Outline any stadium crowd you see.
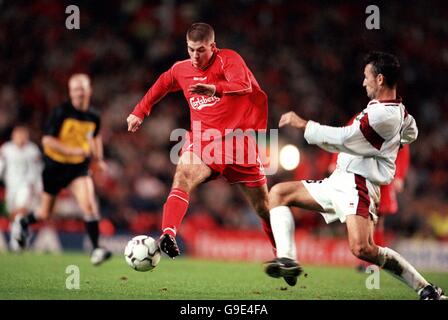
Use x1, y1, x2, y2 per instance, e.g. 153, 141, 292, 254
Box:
0, 1, 447, 239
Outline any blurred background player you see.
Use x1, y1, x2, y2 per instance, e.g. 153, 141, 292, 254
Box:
10, 73, 111, 265
127, 22, 276, 269
0, 126, 42, 251
376, 145, 410, 242
264, 52, 446, 299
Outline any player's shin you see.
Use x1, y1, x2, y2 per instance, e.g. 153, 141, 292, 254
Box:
161, 188, 190, 237
20, 211, 38, 227
377, 246, 429, 293
84, 218, 100, 249
261, 218, 276, 252
269, 206, 296, 260
10, 211, 38, 249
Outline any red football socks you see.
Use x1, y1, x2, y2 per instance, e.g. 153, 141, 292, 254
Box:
161, 188, 190, 237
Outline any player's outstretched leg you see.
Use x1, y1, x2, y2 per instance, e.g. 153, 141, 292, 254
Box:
346, 215, 447, 300
159, 188, 189, 258
264, 182, 324, 286
239, 183, 298, 285
377, 246, 446, 300
263, 205, 302, 286
159, 151, 212, 258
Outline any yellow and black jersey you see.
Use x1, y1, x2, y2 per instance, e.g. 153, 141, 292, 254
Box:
43, 102, 101, 165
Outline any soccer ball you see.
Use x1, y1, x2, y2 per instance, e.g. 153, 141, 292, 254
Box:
124, 235, 161, 272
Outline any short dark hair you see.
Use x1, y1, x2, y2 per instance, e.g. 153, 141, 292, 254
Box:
186, 22, 214, 42
364, 51, 400, 88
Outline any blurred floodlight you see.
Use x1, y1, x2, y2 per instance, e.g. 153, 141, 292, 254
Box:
279, 144, 300, 171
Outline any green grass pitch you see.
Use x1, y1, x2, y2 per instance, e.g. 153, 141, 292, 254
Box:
0, 252, 447, 300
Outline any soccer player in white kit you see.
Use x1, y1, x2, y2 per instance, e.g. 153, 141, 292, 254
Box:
0, 126, 42, 251
264, 52, 446, 300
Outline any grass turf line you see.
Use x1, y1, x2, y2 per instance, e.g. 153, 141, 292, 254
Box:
0, 252, 447, 300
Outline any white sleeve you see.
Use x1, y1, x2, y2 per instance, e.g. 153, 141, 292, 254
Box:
400, 113, 418, 145
304, 109, 398, 157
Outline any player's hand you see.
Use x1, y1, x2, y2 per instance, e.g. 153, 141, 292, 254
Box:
91, 159, 108, 174
279, 111, 308, 129
127, 114, 143, 133
188, 83, 216, 97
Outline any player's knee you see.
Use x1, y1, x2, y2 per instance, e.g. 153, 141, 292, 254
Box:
350, 243, 365, 259
37, 209, 50, 221
173, 168, 195, 191
268, 184, 288, 208
350, 242, 375, 260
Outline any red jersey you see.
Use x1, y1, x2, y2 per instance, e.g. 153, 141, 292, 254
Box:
132, 48, 268, 135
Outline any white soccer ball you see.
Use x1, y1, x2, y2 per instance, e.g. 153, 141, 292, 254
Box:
124, 235, 161, 272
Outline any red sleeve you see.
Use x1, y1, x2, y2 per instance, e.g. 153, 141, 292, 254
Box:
395, 144, 410, 179
131, 67, 181, 120
214, 50, 253, 97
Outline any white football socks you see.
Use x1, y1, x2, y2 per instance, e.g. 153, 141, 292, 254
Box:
377, 246, 429, 292
271, 206, 429, 293
269, 206, 297, 260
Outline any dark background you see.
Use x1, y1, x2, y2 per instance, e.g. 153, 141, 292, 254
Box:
0, 0, 447, 239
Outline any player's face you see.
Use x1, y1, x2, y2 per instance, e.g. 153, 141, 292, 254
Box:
69, 77, 92, 111
363, 64, 380, 99
12, 128, 29, 147
187, 39, 215, 69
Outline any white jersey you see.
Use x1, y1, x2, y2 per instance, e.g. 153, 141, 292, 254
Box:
304, 98, 418, 185
0, 141, 43, 190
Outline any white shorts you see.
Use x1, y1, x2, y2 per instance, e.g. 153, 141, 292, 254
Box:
5, 184, 41, 214
302, 169, 380, 224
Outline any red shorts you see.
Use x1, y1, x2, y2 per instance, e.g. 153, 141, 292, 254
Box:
180, 132, 267, 188
378, 183, 398, 215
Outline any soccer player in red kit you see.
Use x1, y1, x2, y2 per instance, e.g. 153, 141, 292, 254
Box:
127, 23, 278, 276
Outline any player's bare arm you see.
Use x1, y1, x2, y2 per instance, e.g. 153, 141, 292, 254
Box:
42, 135, 89, 157
90, 135, 108, 172
278, 111, 308, 129
126, 65, 179, 132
